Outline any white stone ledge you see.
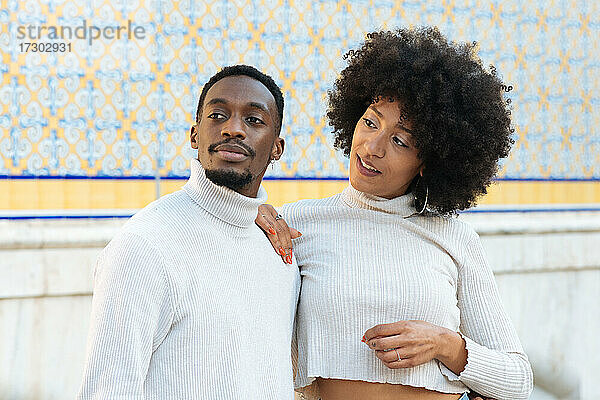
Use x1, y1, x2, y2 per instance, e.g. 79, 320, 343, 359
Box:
1, 211, 600, 249
480, 231, 600, 273
459, 211, 600, 235
0, 219, 126, 249
0, 247, 97, 299
1, 213, 599, 300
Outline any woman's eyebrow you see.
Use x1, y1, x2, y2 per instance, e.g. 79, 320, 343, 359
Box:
368, 105, 383, 117
369, 104, 414, 134
396, 123, 414, 134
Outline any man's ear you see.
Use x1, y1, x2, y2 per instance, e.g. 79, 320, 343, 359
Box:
190, 124, 198, 149
271, 137, 285, 161
419, 164, 425, 177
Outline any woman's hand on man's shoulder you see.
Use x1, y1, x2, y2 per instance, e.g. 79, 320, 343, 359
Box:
255, 204, 302, 264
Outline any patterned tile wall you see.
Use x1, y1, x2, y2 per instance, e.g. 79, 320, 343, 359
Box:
0, 0, 598, 179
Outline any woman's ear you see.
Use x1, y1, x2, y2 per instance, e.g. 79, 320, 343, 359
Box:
190, 125, 198, 149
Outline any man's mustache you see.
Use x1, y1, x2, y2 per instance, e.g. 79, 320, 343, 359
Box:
207, 139, 256, 158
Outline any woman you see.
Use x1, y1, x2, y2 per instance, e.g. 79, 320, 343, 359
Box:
257, 27, 533, 400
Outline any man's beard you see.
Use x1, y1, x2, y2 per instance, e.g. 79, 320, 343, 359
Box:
205, 168, 253, 191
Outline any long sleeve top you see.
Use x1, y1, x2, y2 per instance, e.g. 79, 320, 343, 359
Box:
281, 183, 533, 400
77, 158, 301, 400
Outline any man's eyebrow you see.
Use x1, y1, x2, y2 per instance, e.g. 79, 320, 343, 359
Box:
206, 98, 269, 115
248, 102, 269, 114
206, 98, 228, 106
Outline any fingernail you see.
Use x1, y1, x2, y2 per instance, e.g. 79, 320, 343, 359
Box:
269, 227, 276, 235
298, 231, 303, 236
286, 255, 292, 264
278, 248, 285, 256
290, 249, 293, 259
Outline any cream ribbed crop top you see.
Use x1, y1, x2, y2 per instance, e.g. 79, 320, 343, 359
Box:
281, 184, 533, 400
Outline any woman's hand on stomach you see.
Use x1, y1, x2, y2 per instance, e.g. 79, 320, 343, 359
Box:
255, 204, 301, 264
363, 320, 468, 376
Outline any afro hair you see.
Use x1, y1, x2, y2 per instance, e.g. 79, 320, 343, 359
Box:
327, 26, 514, 214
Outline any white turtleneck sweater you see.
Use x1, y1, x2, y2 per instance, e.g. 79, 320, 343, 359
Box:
282, 184, 533, 400
77, 158, 301, 400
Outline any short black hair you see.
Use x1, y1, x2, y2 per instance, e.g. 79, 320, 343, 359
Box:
195, 64, 284, 133
328, 26, 514, 215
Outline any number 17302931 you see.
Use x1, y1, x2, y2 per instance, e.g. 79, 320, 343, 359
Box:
19, 42, 72, 52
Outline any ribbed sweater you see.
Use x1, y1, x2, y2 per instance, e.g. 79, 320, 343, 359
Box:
282, 184, 533, 400
77, 158, 301, 400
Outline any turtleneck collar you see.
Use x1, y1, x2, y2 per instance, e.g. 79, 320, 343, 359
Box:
183, 158, 267, 228
340, 182, 416, 217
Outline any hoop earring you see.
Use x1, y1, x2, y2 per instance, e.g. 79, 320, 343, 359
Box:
404, 177, 428, 218
416, 184, 429, 215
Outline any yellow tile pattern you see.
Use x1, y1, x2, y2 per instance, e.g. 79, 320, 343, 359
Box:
1, 180, 598, 210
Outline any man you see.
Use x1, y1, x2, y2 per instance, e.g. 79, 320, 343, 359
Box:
77, 65, 300, 399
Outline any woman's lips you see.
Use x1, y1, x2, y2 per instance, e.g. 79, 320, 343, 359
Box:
356, 155, 381, 177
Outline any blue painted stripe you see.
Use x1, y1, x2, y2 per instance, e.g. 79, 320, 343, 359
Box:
263, 176, 348, 181
161, 175, 348, 181
3, 207, 600, 220
0, 215, 134, 220
461, 207, 600, 213
1, 175, 599, 182
494, 177, 600, 182
0, 175, 157, 180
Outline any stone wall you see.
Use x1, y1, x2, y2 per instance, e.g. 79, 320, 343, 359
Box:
1, 213, 598, 399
